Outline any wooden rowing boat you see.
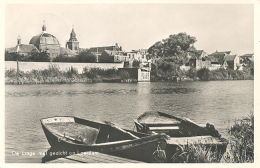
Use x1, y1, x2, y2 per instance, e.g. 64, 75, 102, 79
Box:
134, 111, 222, 137
133, 111, 228, 161
41, 116, 168, 163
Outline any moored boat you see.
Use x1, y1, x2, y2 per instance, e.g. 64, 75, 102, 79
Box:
134, 111, 221, 137
133, 111, 228, 161
41, 116, 168, 163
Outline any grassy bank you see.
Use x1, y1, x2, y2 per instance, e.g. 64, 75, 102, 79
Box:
170, 113, 254, 163
5, 65, 136, 84
151, 62, 254, 81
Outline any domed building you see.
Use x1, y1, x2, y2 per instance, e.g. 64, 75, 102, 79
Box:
29, 22, 61, 58
6, 21, 77, 59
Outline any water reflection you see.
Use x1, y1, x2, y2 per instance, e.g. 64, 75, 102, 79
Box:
151, 88, 197, 94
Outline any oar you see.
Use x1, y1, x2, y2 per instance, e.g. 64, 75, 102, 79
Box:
131, 118, 143, 128
104, 121, 139, 140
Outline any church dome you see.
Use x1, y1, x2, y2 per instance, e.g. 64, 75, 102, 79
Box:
29, 21, 60, 46
29, 33, 60, 45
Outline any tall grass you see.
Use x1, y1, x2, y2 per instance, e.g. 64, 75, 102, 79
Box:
5, 65, 127, 84
224, 112, 254, 163
171, 113, 254, 163
171, 144, 223, 163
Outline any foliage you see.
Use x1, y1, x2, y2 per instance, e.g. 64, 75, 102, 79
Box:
148, 32, 197, 65
171, 144, 222, 163
5, 51, 23, 61
75, 50, 97, 63
118, 70, 130, 79
5, 68, 17, 78
148, 32, 197, 57
5, 50, 51, 62
29, 51, 51, 62
132, 60, 140, 68
151, 63, 158, 77
82, 67, 118, 79
53, 53, 74, 62
185, 67, 197, 78
197, 68, 211, 81
224, 113, 254, 163
66, 66, 78, 78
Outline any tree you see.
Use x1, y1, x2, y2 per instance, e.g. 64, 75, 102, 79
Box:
148, 32, 197, 65
5, 51, 22, 61
76, 49, 97, 63
132, 60, 140, 67
28, 50, 50, 62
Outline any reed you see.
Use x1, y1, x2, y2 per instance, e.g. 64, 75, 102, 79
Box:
171, 143, 223, 163
171, 113, 254, 163
224, 112, 254, 163
5, 65, 133, 84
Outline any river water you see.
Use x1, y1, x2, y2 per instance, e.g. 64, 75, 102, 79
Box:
5, 80, 254, 163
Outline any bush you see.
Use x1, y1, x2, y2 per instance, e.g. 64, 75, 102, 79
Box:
171, 144, 223, 163
151, 63, 158, 77
186, 67, 197, 78
66, 67, 78, 78
5, 69, 18, 78
197, 68, 211, 81
132, 60, 140, 68
224, 113, 254, 163
118, 70, 130, 79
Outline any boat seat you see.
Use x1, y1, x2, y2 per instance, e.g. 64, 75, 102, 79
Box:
149, 126, 180, 130
46, 122, 100, 145
138, 116, 181, 125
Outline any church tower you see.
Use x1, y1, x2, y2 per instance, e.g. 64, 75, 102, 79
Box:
66, 26, 79, 51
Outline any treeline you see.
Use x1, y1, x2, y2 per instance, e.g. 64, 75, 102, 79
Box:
5, 65, 133, 85
151, 60, 254, 81
5, 49, 97, 63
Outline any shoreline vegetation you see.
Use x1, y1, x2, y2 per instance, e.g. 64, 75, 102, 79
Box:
5, 65, 137, 85
5, 64, 253, 85
171, 112, 253, 163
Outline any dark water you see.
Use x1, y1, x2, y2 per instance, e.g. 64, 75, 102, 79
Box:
5, 80, 254, 163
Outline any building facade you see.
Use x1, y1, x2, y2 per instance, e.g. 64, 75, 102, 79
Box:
29, 22, 61, 59
66, 27, 79, 51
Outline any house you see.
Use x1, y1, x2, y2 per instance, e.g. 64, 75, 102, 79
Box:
223, 55, 240, 70
6, 35, 40, 56
99, 50, 129, 63
89, 43, 122, 58
127, 49, 148, 63
208, 50, 233, 65
189, 50, 210, 69
205, 55, 221, 70
239, 53, 254, 64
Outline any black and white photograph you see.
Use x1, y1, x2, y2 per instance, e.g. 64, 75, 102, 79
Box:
3, 1, 256, 165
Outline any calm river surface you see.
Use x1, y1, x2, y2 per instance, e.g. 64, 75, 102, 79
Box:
5, 80, 253, 163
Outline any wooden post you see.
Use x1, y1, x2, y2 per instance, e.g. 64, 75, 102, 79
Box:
16, 60, 19, 74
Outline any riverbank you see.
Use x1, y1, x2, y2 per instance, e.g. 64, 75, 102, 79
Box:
151, 67, 254, 82
171, 113, 254, 163
5, 65, 137, 85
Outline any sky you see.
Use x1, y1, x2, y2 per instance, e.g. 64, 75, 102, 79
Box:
5, 3, 254, 55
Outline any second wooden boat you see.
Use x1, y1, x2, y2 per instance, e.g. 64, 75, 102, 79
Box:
133, 111, 228, 161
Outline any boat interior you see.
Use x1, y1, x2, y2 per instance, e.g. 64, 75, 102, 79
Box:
136, 111, 215, 137
42, 116, 147, 145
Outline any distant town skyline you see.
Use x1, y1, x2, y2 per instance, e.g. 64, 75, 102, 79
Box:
5, 4, 253, 55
